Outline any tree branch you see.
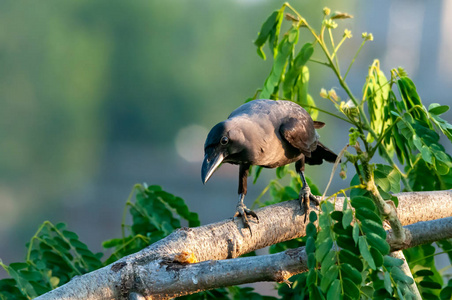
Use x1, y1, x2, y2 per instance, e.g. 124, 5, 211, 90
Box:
35, 190, 452, 299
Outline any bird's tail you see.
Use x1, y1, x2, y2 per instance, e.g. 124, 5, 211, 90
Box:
305, 142, 338, 165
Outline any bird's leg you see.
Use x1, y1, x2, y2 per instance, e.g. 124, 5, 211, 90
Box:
235, 194, 259, 226
296, 160, 320, 222
234, 164, 259, 232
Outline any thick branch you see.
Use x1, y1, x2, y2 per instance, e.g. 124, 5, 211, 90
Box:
35, 190, 452, 299
127, 217, 452, 298
120, 217, 452, 299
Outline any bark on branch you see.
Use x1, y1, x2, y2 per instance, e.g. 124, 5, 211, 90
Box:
35, 190, 452, 300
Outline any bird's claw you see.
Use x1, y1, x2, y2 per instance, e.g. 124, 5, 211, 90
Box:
299, 186, 320, 223
234, 203, 259, 234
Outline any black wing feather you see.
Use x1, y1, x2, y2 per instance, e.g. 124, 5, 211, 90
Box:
305, 142, 338, 165
279, 117, 318, 156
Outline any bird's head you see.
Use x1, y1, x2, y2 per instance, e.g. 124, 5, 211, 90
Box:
201, 121, 245, 184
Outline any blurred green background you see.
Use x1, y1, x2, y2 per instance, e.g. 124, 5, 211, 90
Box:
1, 0, 451, 285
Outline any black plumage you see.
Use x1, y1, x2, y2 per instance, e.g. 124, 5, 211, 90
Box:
201, 99, 338, 229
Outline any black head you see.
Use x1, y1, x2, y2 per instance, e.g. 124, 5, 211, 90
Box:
201, 121, 245, 184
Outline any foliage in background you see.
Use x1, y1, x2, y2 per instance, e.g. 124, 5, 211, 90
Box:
1, 2, 452, 300
0, 185, 200, 299
245, 3, 452, 299
0, 222, 102, 300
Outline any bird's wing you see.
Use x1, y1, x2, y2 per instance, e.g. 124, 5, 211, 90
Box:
279, 116, 318, 155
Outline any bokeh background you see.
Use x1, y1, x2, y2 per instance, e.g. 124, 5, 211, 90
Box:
1, 0, 451, 288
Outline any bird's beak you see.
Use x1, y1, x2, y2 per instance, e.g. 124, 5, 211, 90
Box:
201, 150, 224, 184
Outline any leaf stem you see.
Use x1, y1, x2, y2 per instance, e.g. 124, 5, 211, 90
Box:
122, 184, 142, 239
344, 40, 366, 80
300, 104, 354, 124
309, 58, 330, 67
332, 35, 348, 60
324, 184, 366, 201
328, 28, 341, 74
409, 249, 452, 266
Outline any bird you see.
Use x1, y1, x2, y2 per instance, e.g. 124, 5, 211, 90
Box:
201, 99, 338, 230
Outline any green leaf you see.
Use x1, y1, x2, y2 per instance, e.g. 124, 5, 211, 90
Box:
254, 11, 278, 47
350, 173, 368, 198
358, 236, 376, 270
342, 209, 353, 228
326, 279, 341, 300
309, 211, 318, 223
306, 237, 315, 254
0, 263, 38, 298
161, 193, 201, 227
146, 185, 162, 192
283, 186, 299, 199
62, 230, 79, 241
361, 219, 386, 239
282, 43, 314, 99
342, 277, 360, 300
253, 166, 263, 184
352, 222, 359, 245
431, 144, 452, 165
260, 26, 299, 99
332, 222, 352, 237
341, 263, 362, 285
436, 159, 450, 175
9, 263, 28, 271
391, 267, 414, 284
254, 10, 283, 60
374, 164, 401, 193
307, 253, 316, 270
355, 207, 381, 224
342, 196, 348, 211
318, 208, 332, 230
429, 112, 452, 143
412, 134, 423, 151
315, 237, 333, 263
276, 165, 288, 179
421, 145, 433, 164
268, 11, 284, 58
336, 235, 359, 255
321, 201, 335, 214
366, 232, 390, 255
320, 265, 339, 293
300, 93, 318, 121
414, 269, 435, 277
18, 270, 41, 282
370, 247, 384, 268
70, 239, 89, 250
320, 251, 337, 277
309, 285, 325, 300
428, 103, 449, 115
330, 211, 343, 222
307, 269, 317, 286
440, 283, 452, 300
384, 271, 393, 294
306, 223, 317, 238
419, 280, 442, 289
305, 176, 321, 196
397, 77, 423, 112
383, 256, 404, 268
422, 292, 440, 300
339, 249, 363, 272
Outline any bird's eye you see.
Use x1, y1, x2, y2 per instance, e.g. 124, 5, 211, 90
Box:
220, 136, 229, 145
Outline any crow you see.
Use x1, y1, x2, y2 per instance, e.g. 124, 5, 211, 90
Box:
201, 99, 338, 229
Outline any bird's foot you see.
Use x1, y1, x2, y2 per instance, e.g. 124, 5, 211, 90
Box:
299, 186, 320, 223
234, 203, 259, 234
